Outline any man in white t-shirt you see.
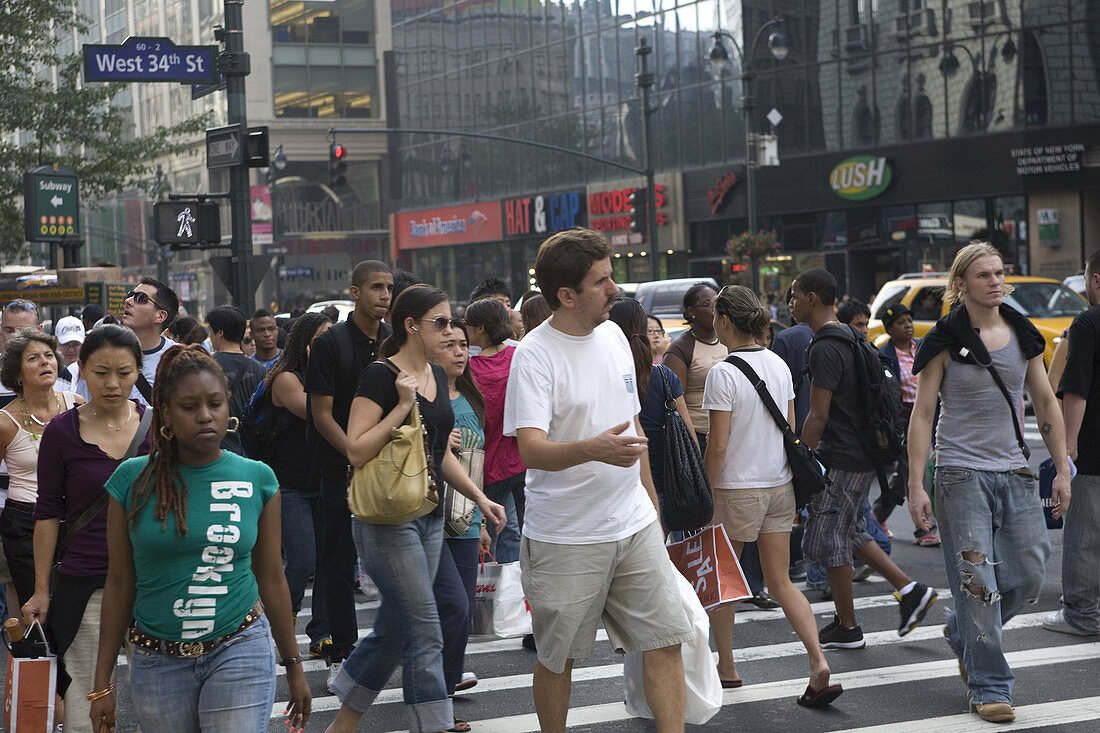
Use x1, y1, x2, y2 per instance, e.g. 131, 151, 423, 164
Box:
504, 228, 692, 733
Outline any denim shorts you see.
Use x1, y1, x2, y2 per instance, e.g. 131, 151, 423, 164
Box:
129, 614, 276, 733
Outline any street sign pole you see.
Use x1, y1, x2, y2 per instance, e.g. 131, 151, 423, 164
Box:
222, 0, 256, 314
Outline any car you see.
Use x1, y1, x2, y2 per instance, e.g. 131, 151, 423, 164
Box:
867, 273, 1086, 367
1064, 273, 1086, 297
307, 299, 354, 321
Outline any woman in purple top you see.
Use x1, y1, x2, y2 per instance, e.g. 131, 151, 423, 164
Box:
23, 325, 151, 733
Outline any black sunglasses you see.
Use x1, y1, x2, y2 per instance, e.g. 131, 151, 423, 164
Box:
125, 289, 168, 313
418, 317, 465, 330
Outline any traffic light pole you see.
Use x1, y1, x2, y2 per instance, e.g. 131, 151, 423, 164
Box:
222, 0, 255, 314
634, 38, 659, 272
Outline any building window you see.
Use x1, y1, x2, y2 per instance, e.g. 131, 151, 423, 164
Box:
961, 72, 996, 134
854, 102, 879, 145
1023, 31, 1048, 126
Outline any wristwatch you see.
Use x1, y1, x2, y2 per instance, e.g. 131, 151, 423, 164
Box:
278, 656, 303, 668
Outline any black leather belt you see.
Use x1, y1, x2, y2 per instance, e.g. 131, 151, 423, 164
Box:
5, 500, 34, 513
128, 601, 263, 658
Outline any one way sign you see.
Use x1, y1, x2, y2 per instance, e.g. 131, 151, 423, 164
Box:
206, 123, 246, 169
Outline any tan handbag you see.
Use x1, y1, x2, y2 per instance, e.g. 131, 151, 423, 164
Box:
347, 389, 438, 525
443, 448, 484, 538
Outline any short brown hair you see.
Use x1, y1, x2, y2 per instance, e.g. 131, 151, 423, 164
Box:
534, 228, 612, 310
2, 329, 63, 394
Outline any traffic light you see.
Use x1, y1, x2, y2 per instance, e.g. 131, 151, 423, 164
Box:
329, 143, 348, 187
628, 187, 648, 234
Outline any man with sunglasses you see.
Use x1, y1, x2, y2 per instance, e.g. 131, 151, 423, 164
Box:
304, 260, 393, 672
121, 278, 179, 405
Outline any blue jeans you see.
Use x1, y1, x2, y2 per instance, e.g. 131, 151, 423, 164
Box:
331, 513, 452, 732
129, 614, 276, 733
484, 472, 525, 563
935, 467, 1050, 705
1060, 473, 1100, 633
433, 539, 473, 694
281, 488, 328, 643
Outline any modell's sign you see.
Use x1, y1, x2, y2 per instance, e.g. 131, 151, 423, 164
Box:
829, 156, 895, 201
393, 202, 504, 250
585, 173, 686, 251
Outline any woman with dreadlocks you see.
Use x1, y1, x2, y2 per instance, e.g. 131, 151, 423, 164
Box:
88, 345, 310, 733
264, 312, 332, 657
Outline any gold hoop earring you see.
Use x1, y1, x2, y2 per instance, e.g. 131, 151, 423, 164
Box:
227, 416, 239, 434
159, 425, 174, 440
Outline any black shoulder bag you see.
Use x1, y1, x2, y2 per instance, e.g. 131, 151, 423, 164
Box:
982, 359, 1032, 462
724, 355, 831, 510
657, 366, 713, 532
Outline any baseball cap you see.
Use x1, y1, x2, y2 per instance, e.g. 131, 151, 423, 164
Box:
881, 303, 914, 329
55, 315, 85, 345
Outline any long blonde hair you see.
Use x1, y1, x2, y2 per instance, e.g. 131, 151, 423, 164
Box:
944, 241, 1015, 307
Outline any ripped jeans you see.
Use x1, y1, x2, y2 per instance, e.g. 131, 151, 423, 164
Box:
935, 466, 1050, 705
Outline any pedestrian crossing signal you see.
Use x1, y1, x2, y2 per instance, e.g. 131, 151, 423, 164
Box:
154, 200, 221, 249
330, 144, 348, 187
628, 188, 648, 234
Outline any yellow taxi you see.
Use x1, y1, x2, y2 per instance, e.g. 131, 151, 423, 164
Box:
867, 273, 1087, 367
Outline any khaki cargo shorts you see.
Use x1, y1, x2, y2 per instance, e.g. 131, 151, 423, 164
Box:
520, 520, 694, 674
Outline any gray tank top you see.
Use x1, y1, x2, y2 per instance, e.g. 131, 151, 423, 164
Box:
935, 329, 1028, 470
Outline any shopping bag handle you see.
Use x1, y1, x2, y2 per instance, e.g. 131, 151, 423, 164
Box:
478, 548, 498, 570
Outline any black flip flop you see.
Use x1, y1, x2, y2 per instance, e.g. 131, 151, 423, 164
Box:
797, 683, 843, 707
448, 719, 472, 732
721, 678, 743, 689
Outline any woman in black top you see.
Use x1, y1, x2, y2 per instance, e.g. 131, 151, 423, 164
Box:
327, 285, 506, 733
265, 313, 332, 657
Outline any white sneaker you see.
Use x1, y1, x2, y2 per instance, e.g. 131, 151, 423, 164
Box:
358, 575, 380, 600
455, 671, 478, 691
1042, 609, 1098, 636
326, 661, 343, 694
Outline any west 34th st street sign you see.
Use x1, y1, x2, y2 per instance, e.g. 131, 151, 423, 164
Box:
23, 166, 81, 242
82, 36, 218, 84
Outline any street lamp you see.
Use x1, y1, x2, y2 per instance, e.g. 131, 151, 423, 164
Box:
634, 37, 660, 274
708, 16, 789, 294
267, 145, 287, 310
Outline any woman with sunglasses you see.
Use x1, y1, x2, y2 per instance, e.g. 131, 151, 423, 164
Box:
663, 283, 724, 453
327, 285, 505, 733
702, 285, 839, 707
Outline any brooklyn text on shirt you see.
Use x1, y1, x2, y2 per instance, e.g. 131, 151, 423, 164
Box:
172, 480, 253, 639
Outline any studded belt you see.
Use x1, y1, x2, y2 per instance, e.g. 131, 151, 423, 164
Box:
128, 601, 264, 659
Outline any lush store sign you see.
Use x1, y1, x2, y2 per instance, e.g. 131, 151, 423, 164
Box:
829, 156, 894, 201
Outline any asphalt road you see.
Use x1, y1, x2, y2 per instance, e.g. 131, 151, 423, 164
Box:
57, 417, 1100, 731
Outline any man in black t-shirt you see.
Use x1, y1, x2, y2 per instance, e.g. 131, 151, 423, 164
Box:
208, 306, 267, 455
304, 260, 394, 667
1049, 250, 1100, 637
794, 269, 936, 651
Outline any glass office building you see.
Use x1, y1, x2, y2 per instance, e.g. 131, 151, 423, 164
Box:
389, 0, 1100, 303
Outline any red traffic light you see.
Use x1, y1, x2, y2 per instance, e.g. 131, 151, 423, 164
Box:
332, 144, 347, 160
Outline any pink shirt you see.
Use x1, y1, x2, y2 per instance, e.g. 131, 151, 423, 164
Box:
470, 346, 526, 484
896, 340, 917, 403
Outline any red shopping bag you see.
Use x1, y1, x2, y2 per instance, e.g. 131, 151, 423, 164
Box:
665, 525, 751, 611
3, 653, 56, 733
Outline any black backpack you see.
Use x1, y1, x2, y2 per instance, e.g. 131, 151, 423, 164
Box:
238, 379, 273, 460
808, 324, 905, 479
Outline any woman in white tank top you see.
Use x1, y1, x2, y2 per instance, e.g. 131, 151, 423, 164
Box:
0, 329, 80, 608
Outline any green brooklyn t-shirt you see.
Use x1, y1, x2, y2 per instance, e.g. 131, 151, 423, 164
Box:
105, 450, 279, 641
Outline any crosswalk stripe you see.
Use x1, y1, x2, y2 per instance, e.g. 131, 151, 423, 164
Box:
265, 607, 1062, 720
434, 643, 1100, 733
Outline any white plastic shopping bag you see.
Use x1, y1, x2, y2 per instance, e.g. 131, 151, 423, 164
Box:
471, 557, 532, 638
623, 560, 723, 725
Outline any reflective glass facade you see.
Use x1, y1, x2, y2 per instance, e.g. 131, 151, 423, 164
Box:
392, 0, 1100, 209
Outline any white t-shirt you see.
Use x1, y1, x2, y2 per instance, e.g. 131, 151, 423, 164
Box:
702, 348, 795, 489
503, 320, 657, 544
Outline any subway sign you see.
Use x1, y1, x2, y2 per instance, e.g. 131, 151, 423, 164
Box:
829, 156, 895, 201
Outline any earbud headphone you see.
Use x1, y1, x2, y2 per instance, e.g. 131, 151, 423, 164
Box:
410, 325, 419, 332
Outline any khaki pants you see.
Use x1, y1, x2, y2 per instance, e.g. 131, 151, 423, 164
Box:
64, 588, 109, 733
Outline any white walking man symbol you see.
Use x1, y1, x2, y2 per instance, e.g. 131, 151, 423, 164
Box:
177, 207, 196, 238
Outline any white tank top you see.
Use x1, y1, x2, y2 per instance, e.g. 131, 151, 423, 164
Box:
1, 392, 77, 504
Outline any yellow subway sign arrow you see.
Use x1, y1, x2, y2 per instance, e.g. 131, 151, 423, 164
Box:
829, 156, 894, 201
